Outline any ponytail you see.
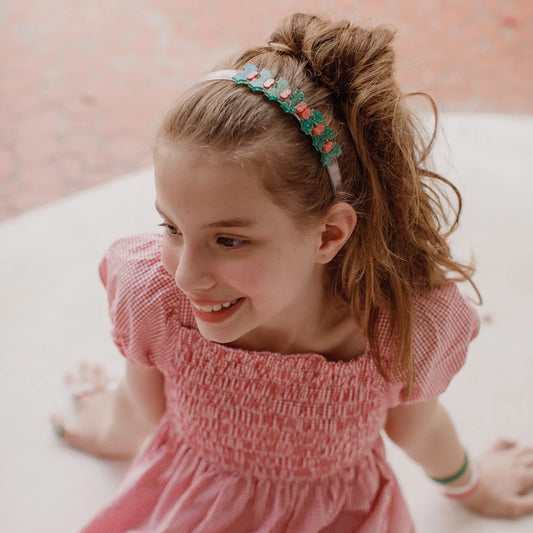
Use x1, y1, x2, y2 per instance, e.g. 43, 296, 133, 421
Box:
268, 14, 477, 393
158, 13, 478, 394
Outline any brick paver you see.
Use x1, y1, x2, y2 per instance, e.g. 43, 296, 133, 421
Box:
1, 0, 532, 221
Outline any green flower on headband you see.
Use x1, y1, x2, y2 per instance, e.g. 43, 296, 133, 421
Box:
232, 64, 342, 167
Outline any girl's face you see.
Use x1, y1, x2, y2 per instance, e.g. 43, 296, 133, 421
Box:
154, 141, 327, 352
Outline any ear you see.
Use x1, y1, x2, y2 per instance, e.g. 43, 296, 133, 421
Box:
315, 202, 357, 264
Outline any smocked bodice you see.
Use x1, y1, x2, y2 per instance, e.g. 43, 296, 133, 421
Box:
162, 326, 388, 479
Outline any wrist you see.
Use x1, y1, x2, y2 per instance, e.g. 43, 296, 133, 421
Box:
427, 450, 481, 500
97, 382, 154, 459
427, 448, 469, 484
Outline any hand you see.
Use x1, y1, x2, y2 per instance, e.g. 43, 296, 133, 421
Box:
50, 362, 134, 460
460, 439, 533, 518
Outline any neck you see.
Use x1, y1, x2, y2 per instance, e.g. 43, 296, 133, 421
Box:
230, 296, 366, 360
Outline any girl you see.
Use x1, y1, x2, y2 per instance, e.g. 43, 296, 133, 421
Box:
52, 13, 533, 532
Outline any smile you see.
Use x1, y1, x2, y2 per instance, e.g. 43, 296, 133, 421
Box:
191, 298, 242, 313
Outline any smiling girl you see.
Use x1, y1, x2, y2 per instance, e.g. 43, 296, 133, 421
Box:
52, 13, 533, 532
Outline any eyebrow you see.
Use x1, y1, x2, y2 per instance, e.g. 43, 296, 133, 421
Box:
155, 203, 257, 229
206, 218, 257, 229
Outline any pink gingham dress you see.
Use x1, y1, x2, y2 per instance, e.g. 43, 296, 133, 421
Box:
82, 234, 480, 533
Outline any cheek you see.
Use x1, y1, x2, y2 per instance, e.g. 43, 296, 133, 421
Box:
232, 256, 289, 297
222, 258, 270, 294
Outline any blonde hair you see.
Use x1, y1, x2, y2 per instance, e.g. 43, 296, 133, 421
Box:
156, 13, 477, 393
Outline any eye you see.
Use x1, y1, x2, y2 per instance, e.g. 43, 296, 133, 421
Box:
217, 236, 248, 248
158, 222, 180, 236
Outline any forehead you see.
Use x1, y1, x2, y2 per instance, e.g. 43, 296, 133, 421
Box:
154, 142, 287, 225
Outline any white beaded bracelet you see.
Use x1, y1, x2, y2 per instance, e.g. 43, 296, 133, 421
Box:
441, 460, 481, 499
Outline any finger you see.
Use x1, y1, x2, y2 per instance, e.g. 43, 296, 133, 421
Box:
72, 389, 108, 412
80, 361, 91, 381
50, 413, 66, 438
50, 413, 95, 454
493, 438, 517, 451
517, 447, 533, 463
106, 378, 119, 393
92, 364, 108, 390
69, 381, 97, 399
509, 492, 533, 518
518, 454, 533, 469
518, 470, 533, 495
50, 413, 87, 448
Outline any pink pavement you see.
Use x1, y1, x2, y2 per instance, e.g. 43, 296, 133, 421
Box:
1, 0, 532, 221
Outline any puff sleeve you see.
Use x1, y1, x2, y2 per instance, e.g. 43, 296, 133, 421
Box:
99, 234, 179, 369
385, 283, 480, 406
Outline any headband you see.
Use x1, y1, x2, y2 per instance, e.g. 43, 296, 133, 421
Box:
201, 63, 342, 192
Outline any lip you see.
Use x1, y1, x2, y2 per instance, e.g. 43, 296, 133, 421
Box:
188, 297, 245, 324
188, 297, 239, 307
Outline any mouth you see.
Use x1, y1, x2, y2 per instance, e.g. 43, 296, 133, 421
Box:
189, 296, 245, 325
190, 297, 243, 313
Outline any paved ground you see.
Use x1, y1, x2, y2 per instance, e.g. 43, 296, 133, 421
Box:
1, 0, 532, 221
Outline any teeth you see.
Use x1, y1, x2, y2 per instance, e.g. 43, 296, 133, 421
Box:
194, 298, 240, 313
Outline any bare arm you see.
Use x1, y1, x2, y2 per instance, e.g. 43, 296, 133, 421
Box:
385, 398, 467, 481
385, 398, 533, 518
98, 361, 166, 458
123, 361, 166, 427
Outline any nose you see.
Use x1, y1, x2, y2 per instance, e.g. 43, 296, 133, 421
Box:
174, 243, 216, 293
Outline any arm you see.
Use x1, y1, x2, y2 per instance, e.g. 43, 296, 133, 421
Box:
385, 398, 533, 518
123, 360, 166, 427
98, 361, 166, 458
384, 398, 467, 482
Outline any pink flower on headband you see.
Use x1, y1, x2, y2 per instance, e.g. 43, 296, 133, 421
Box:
232, 63, 343, 169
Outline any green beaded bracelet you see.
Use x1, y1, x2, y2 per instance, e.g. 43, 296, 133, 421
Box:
428, 450, 469, 484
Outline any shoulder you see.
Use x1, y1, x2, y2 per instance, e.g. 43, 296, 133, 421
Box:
382, 282, 480, 405
377, 282, 480, 356
99, 233, 164, 286
99, 233, 194, 330
411, 282, 480, 356
99, 234, 196, 368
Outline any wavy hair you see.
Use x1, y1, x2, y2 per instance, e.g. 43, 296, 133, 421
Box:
156, 13, 478, 393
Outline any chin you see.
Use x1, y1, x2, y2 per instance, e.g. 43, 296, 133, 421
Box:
195, 322, 244, 346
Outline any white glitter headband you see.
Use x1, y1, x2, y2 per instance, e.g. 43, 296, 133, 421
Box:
201, 64, 343, 192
